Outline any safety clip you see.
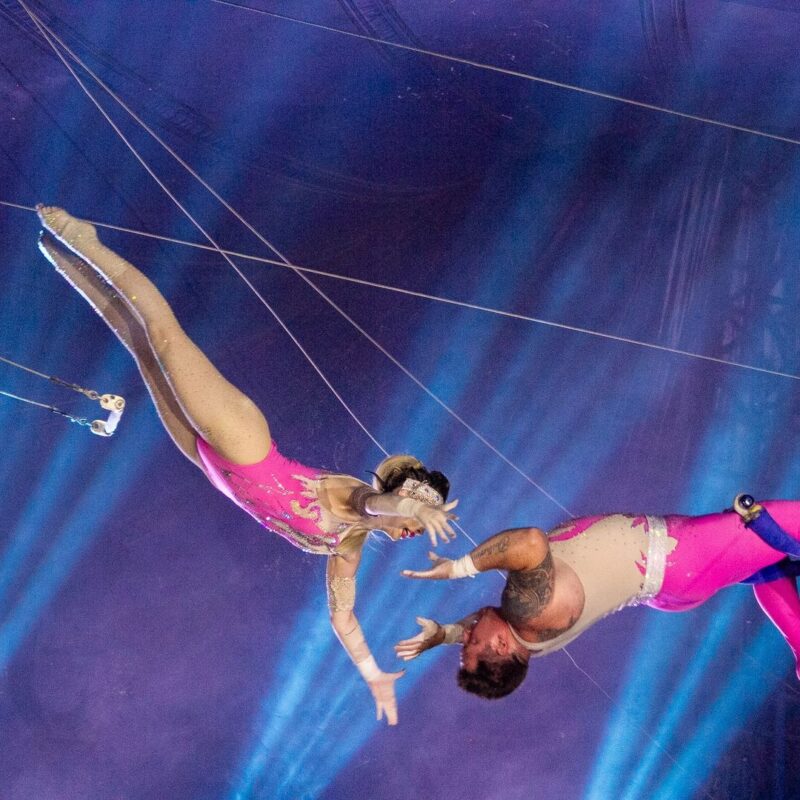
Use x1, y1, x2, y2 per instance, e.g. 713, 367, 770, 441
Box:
733, 493, 763, 523
90, 393, 125, 437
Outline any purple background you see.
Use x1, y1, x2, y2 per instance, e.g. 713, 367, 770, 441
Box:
1, 1, 800, 798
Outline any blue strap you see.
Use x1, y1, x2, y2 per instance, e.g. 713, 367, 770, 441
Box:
742, 558, 800, 585
746, 507, 800, 559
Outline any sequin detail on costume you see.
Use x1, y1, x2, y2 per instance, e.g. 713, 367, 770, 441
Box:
196, 438, 352, 555
631, 515, 671, 603
398, 478, 443, 507
327, 576, 356, 612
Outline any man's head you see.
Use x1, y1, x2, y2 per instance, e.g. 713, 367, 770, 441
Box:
458, 607, 530, 699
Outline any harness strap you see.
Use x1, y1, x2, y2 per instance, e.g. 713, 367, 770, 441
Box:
735, 494, 800, 583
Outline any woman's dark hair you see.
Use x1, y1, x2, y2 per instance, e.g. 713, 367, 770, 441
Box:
457, 655, 528, 700
373, 465, 450, 502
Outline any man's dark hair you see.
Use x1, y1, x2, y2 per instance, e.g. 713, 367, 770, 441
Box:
375, 465, 450, 502
457, 655, 528, 700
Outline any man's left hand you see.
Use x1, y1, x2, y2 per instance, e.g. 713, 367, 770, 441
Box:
394, 616, 445, 660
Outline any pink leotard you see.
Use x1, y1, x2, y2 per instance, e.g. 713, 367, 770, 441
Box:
196, 437, 357, 555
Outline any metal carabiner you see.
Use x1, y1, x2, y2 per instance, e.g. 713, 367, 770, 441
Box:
90, 393, 125, 437
733, 493, 763, 524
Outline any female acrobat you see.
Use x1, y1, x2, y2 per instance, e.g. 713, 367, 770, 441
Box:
37, 205, 457, 726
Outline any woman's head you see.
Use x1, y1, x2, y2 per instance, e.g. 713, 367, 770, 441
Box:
371, 454, 451, 542
371, 454, 450, 502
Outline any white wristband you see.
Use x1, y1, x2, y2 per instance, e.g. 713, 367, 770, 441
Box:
450, 554, 478, 579
442, 623, 464, 644
355, 654, 382, 682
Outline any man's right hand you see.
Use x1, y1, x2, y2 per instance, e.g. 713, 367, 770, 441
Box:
401, 551, 454, 580
394, 617, 445, 660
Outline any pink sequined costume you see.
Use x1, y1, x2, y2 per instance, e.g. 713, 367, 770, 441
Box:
196, 437, 357, 555
545, 502, 800, 676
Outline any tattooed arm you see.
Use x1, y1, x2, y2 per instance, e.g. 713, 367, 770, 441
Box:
402, 528, 568, 640
402, 527, 550, 579
501, 551, 556, 628
470, 527, 549, 572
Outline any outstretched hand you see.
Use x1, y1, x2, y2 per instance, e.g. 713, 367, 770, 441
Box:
367, 669, 405, 726
413, 499, 459, 547
401, 551, 455, 580
394, 617, 445, 661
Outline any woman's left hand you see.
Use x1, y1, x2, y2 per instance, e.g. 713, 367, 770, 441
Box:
367, 669, 405, 725
413, 499, 459, 546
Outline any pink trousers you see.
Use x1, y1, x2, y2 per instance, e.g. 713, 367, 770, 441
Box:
649, 501, 800, 677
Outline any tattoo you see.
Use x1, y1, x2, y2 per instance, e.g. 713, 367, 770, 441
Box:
473, 536, 510, 561
501, 551, 555, 625
533, 613, 580, 642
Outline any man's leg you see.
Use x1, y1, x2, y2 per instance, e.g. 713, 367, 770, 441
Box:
663, 502, 800, 600
655, 501, 800, 678
753, 578, 800, 679
38, 206, 270, 465
745, 501, 800, 679
734, 495, 800, 557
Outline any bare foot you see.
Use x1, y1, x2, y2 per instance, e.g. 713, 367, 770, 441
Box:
36, 204, 99, 252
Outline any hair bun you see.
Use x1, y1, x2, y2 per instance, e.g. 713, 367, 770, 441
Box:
372, 454, 424, 491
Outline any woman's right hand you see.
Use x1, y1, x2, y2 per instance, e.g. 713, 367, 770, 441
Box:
412, 499, 459, 546
394, 617, 445, 661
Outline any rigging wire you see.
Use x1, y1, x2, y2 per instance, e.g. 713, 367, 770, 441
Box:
211, 0, 800, 150
18, 6, 570, 517
556, 647, 696, 788
0, 387, 90, 427
0, 352, 59, 384
5, 6, 745, 778
6, 10, 640, 745
0, 352, 96, 396
18, 0, 388, 460
0, 351, 126, 435
4, 198, 798, 384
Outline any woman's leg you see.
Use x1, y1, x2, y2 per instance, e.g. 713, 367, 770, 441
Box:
38, 233, 201, 465
38, 206, 271, 464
